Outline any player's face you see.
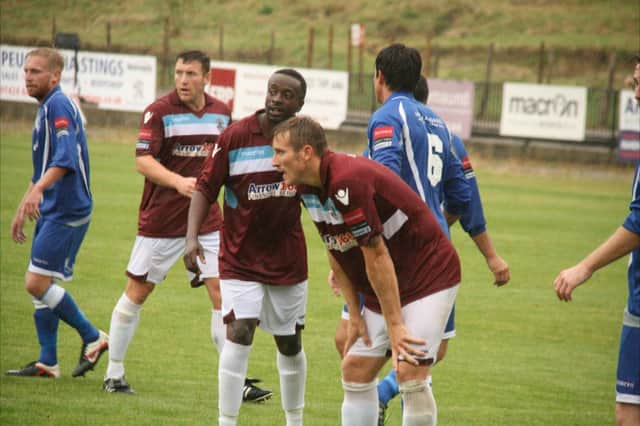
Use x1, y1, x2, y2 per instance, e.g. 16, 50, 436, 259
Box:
174, 59, 209, 109
633, 63, 640, 104
272, 131, 306, 185
24, 55, 59, 101
265, 74, 303, 124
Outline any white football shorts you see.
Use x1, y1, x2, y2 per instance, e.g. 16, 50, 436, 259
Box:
126, 232, 219, 284
347, 284, 459, 363
220, 279, 308, 336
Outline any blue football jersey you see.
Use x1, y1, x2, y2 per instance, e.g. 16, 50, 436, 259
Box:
623, 162, 640, 316
32, 86, 92, 224
446, 134, 487, 237
367, 92, 469, 236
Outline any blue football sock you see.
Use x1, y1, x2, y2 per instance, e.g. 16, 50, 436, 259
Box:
53, 292, 99, 344
377, 369, 400, 405
34, 307, 59, 366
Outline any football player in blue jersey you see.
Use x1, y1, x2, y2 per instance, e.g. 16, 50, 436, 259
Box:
553, 55, 640, 426
7, 48, 108, 379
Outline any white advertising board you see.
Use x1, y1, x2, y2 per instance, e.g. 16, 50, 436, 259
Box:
208, 61, 348, 130
499, 82, 587, 141
1, 44, 156, 112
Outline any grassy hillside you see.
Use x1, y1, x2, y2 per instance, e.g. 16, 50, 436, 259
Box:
1, 1, 638, 87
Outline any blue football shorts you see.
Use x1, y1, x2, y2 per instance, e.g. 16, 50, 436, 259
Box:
29, 217, 90, 282
616, 308, 640, 405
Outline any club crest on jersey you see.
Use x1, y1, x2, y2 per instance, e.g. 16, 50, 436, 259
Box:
144, 111, 153, 124
372, 125, 393, 150
335, 188, 349, 206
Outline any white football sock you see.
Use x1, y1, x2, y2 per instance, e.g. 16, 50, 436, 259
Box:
218, 340, 251, 425
211, 309, 226, 354
341, 379, 378, 426
277, 350, 306, 426
106, 293, 141, 379
400, 379, 437, 426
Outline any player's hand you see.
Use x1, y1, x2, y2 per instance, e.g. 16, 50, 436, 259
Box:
183, 237, 205, 274
22, 187, 43, 221
327, 270, 341, 296
175, 176, 197, 198
342, 313, 370, 358
553, 263, 592, 302
10, 209, 27, 243
387, 323, 426, 371
487, 255, 510, 286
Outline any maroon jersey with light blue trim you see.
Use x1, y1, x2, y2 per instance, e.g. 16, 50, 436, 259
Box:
196, 111, 308, 286
136, 90, 231, 237
299, 151, 460, 313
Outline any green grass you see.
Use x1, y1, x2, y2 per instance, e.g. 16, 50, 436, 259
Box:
0, 118, 632, 425
1, 0, 638, 88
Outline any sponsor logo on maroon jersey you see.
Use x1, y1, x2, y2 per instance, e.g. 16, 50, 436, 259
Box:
247, 181, 297, 200
322, 232, 358, 252
172, 144, 209, 158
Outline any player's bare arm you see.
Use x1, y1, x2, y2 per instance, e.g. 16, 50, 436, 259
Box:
23, 166, 69, 221
182, 190, 211, 274
135, 155, 196, 198
554, 226, 640, 301
360, 235, 426, 370
471, 231, 510, 286
328, 252, 370, 355
11, 182, 36, 243
444, 208, 461, 227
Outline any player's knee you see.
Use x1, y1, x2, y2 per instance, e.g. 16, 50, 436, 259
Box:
275, 334, 302, 356
400, 379, 436, 426
615, 402, 640, 426
125, 278, 154, 305
226, 319, 257, 346
24, 273, 51, 298
334, 327, 347, 357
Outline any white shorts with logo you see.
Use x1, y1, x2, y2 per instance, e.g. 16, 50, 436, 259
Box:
126, 232, 219, 285
347, 284, 459, 364
220, 279, 308, 336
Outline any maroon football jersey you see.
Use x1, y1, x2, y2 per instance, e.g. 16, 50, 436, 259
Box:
136, 90, 231, 237
300, 151, 460, 313
196, 111, 308, 285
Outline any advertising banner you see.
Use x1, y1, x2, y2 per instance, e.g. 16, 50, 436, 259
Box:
499, 82, 587, 141
427, 78, 475, 140
209, 61, 349, 130
617, 89, 640, 161
1, 44, 156, 112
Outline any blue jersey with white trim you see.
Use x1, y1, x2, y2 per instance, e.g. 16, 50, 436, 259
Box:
32, 86, 92, 224
446, 134, 486, 237
367, 92, 469, 237
623, 162, 640, 316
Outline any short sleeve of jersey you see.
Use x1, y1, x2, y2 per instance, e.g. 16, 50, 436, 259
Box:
46, 98, 79, 172
367, 115, 402, 175
623, 164, 640, 235
442, 141, 470, 217
136, 105, 164, 157
331, 178, 382, 246
196, 131, 230, 203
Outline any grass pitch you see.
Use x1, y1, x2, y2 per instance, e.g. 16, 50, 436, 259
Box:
0, 119, 631, 425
